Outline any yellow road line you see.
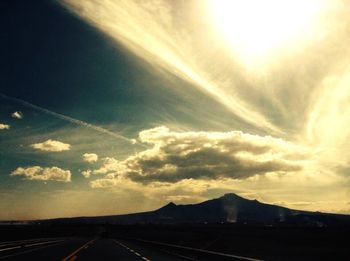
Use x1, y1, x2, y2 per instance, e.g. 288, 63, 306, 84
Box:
61, 238, 96, 261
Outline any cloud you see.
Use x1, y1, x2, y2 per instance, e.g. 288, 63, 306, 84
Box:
30, 139, 71, 152
0, 123, 10, 130
91, 177, 121, 188
0, 92, 141, 146
89, 126, 305, 187
11, 111, 23, 119
82, 153, 98, 163
81, 170, 92, 178
92, 157, 120, 175
61, 0, 280, 134
11, 166, 71, 182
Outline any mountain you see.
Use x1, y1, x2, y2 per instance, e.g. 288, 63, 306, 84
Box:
35, 193, 350, 227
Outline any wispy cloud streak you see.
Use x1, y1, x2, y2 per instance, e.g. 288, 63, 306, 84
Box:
0, 92, 143, 146
61, 0, 350, 157
61, 0, 281, 134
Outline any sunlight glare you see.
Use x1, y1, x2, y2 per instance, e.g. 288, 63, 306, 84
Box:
208, 0, 324, 65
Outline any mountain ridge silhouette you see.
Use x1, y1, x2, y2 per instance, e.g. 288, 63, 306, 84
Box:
29, 193, 350, 227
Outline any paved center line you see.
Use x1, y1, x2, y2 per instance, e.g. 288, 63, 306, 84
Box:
61, 238, 96, 261
114, 240, 151, 261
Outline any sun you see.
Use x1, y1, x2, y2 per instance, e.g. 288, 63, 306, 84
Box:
207, 0, 325, 66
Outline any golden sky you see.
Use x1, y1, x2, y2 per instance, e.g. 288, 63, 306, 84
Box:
1, 0, 350, 219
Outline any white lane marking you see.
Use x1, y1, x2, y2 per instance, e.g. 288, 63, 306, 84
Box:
0, 240, 31, 248
0, 238, 54, 247
25, 240, 64, 247
0, 246, 21, 252
114, 240, 151, 261
0, 239, 63, 253
0, 237, 66, 249
0, 241, 65, 260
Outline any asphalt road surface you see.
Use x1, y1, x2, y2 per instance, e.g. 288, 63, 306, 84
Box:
0, 237, 186, 261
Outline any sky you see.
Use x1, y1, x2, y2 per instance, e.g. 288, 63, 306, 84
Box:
1, 0, 350, 219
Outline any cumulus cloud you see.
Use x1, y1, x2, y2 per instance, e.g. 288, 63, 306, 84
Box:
91, 177, 121, 188
82, 153, 98, 163
30, 139, 71, 152
89, 126, 306, 187
0, 123, 10, 130
11, 111, 23, 119
81, 170, 92, 178
92, 157, 120, 175
11, 166, 71, 182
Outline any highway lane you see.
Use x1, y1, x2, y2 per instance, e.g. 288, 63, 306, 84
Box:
72, 238, 185, 261
0, 237, 65, 249
0, 237, 89, 261
0, 237, 186, 261
0, 237, 262, 261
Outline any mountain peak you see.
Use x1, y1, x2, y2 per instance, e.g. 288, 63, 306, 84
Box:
220, 193, 244, 200
31, 193, 350, 226
159, 202, 177, 211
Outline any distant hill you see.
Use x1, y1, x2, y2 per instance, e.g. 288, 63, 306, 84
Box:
33, 193, 350, 227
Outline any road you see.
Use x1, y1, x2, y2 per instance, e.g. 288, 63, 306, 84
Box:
0, 237, 187, 261
0, 237, 263, 261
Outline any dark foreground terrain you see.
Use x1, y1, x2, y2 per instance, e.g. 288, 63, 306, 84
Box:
1, 194, 349, 260
0, 224, 348, 261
